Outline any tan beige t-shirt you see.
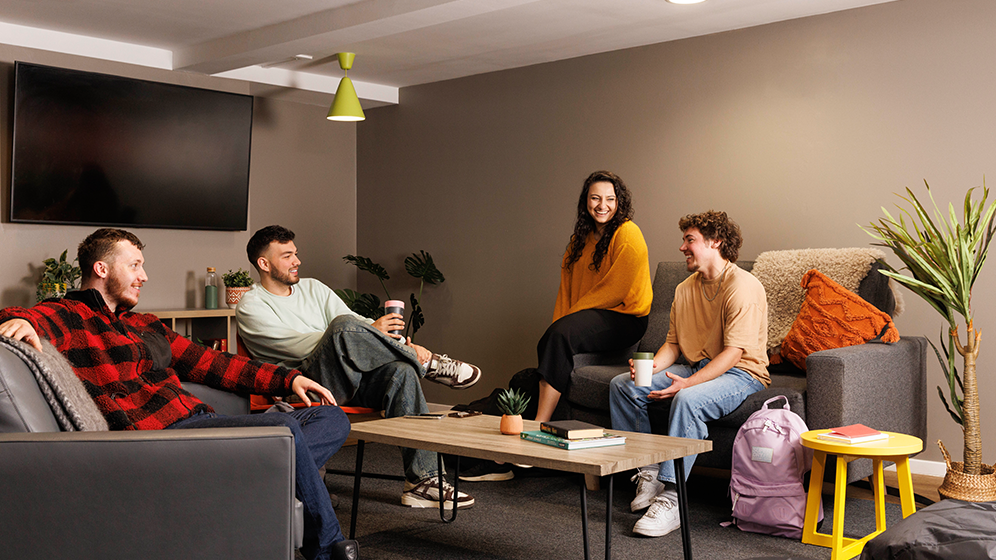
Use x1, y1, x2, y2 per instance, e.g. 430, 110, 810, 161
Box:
665, 262, 770, 386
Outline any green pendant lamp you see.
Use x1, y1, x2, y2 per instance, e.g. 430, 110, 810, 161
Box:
327, 52, 365, 122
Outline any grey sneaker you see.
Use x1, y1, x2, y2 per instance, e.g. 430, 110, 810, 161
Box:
630, 469, 665, 512
401, 477, 475, 508
424, 354, 481, 389
633, 494, 680, 537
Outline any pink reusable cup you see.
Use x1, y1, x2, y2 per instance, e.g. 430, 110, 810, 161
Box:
384, 300, 405, 337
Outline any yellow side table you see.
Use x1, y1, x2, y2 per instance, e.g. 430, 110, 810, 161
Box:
801, 430, 923, 560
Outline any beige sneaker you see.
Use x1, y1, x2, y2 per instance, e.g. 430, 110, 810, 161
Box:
401, 477, 475, 508
633, 494, 680, 537
424, 354, 481, 389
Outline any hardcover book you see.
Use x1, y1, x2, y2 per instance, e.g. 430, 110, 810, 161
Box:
817, 424, 889, 444
540, 420, 604, 440
520, 430, 626, 450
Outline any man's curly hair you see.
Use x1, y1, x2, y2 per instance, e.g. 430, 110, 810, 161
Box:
678, 210, 742, 263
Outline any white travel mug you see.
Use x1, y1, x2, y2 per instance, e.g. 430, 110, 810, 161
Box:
632, 352, 654, 387
384, 300, 405, 338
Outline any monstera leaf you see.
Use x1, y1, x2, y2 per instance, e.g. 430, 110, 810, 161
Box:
405, 251, 445, 285
406, 293, 425, 340
334, 289, 384, 320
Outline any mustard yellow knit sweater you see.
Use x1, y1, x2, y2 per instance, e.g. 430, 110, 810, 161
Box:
553, 220, 653, 322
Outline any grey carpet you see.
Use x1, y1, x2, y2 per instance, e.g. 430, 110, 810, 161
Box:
322, 443, 906, 560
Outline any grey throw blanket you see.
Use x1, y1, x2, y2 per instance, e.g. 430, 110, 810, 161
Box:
0, 336, 108, 431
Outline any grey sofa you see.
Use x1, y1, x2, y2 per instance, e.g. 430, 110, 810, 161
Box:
0, 344, 304, 560
558, 260, 928, 483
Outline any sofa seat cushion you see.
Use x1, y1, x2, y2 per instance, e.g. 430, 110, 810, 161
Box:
568, 364, 628, 411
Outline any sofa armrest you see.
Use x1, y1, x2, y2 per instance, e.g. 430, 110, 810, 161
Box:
0, 427, 297, 560
806, 336, 928, 439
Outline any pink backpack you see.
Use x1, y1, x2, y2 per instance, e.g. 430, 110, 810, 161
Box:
727, 395, 821, 539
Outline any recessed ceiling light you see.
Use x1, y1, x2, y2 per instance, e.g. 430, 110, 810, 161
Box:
667, 0, 705, 4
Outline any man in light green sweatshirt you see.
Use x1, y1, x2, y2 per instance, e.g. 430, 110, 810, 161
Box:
237, 225, 482, 509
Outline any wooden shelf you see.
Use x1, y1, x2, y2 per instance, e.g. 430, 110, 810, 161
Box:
143, 308, 237, 351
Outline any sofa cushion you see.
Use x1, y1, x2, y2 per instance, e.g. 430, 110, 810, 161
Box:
569, 364, 628, 411
780, 270, 900, 370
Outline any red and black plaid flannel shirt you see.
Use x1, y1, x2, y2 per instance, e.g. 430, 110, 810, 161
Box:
0, 289, 300, 430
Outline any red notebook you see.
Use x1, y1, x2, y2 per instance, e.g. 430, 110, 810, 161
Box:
817, 424, 889, 444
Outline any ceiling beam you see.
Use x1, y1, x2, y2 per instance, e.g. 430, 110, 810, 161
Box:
173, 0, 540, 76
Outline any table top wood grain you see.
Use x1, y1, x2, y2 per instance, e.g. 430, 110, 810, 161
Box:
348, 414, 711, 477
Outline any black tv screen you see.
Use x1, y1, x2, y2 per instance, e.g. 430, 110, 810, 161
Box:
10, 62, 253, 231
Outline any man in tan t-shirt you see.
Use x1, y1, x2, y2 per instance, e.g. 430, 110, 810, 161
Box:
609, 210, 769, 538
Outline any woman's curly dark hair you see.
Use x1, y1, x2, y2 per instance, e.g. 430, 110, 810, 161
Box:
678, 210, 742, 263
564, 170, 634, 272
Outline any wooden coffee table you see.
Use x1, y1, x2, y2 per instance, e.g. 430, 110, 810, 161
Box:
347, 414, 710, 560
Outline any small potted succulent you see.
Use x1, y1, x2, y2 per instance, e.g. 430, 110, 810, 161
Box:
36, 250, 82, 302
496, 388, 530, 435
222, 268, 254, 308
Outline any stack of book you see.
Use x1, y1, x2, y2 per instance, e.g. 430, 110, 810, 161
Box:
817, 424, 889, 444
520, 420, 626, 450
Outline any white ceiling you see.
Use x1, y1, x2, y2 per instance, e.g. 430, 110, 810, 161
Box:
0, 0, 898, 94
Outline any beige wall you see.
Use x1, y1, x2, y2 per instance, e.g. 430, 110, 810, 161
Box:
0, 46, 357, 312
357, 0, 996, 463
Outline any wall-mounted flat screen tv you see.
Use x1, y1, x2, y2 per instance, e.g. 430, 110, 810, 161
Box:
10, 62, 253, 231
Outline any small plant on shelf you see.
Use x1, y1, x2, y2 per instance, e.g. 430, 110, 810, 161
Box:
36, 250, 82, 302
222, 268, 254, 308
222, 268, 254, 287
496, 388, 530, 435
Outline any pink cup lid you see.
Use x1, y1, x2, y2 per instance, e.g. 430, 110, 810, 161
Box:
384, 300, 405, 309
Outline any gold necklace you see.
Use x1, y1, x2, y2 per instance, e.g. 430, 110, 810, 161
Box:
701, 264, 730, 302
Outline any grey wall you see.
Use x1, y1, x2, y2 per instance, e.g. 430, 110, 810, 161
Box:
0, 46, 357, 312
357, 0, 996, 463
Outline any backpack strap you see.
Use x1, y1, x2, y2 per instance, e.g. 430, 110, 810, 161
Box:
762, 395, 790, 411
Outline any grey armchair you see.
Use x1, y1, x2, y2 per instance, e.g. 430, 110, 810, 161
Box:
560, 261, 928, 483
0, 344, 304, 560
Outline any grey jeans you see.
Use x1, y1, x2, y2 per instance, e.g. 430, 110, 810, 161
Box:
301, 315, 438, 482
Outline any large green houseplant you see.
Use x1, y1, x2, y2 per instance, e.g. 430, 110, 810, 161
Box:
334, 251, 445, 341
864, 181, 996, 492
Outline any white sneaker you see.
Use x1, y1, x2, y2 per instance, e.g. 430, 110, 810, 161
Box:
424, 354, 481, 389
633, 495, 680, 537
630, 469, 665, 512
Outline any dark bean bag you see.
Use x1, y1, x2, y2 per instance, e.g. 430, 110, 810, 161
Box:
859, 499, 996, 559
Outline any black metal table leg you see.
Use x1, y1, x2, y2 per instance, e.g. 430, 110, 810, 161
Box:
580, 477, 590, 560
349, 440, 365, 540
674, 457, 692, 560
604, 474, 613, 560
437, 453, 458, 523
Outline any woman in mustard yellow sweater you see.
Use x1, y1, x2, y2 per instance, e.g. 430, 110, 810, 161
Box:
534, 170, 653, 423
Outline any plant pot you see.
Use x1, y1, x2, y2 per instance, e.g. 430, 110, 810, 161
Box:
226, 286, 251, 308
500, 414, 523, 435
36, 282, 68, 302
937, 440, 996, 502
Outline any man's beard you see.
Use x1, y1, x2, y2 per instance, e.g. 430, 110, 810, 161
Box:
106, 273, 139, 310
272, 268, 300, 287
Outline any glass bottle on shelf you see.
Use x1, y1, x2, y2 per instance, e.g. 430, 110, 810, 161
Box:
205, 267, 219, 309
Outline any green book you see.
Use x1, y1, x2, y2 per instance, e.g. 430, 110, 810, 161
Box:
520, 430, 626, 450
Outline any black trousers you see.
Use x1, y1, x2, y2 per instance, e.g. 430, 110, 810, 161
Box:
536, 308, 648, 394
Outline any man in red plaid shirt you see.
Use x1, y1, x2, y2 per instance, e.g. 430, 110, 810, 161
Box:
0, 228, 359, 560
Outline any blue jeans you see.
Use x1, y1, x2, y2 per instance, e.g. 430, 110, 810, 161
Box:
301, 315, 438, 483
609, 359, 763, 484
167, 406, 350, 560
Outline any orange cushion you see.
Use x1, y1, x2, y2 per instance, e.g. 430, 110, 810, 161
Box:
779, 269, 900, 370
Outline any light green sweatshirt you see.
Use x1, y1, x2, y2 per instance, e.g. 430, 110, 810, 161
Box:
235, 278, 373, 368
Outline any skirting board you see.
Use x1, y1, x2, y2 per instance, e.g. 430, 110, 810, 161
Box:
885, 458, 947, 478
